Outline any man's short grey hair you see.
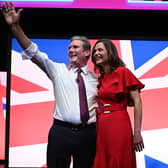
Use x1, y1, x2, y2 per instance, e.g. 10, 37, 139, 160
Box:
70, 35, 91, 51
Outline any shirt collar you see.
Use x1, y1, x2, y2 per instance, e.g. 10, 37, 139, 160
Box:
71, 66, 88, 75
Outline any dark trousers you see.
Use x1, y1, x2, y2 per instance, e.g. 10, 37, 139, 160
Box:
47, 119, 96, 168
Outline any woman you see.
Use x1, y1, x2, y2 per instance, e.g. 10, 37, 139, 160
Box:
91, 39, 145, 168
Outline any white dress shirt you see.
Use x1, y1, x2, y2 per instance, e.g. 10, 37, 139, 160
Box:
21, 42, 98, 124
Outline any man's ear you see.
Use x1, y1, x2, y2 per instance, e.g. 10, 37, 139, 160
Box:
84, 50, 90, 58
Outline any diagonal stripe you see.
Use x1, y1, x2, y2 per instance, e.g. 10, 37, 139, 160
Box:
145, 155, 168, 168
11, 74, 48, 93
140, 58, 168, 79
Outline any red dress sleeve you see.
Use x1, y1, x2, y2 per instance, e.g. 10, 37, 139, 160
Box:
111, 66, 145, 106
124, 67, 145, 91
119, 67, 145, 106
112, 66, 145, 93
97, 66, 145, 106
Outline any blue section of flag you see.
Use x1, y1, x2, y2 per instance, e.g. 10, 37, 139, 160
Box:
12, 39, 22, 52
131, 40, 168, 69
3, 102, 6, 111
12, 38, 70, 65
145, 155, 168, 168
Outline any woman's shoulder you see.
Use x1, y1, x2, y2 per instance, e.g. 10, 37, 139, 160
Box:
114, 66, 127, 73
116, 66, 128, 70
115, 66, 133, 74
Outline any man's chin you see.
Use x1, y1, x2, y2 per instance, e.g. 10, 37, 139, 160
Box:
70, 62, 79, 67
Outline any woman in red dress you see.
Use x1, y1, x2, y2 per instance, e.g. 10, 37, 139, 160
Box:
91, 39, 145, 168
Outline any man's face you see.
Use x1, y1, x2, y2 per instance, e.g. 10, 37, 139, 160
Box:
68, 40, 89, 67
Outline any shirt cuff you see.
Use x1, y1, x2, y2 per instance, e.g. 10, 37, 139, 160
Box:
21, 42, 38, 60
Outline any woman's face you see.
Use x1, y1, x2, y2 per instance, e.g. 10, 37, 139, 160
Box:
92, 42, 109, 66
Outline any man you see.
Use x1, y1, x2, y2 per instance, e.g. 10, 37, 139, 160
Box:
2, 2, 98, 168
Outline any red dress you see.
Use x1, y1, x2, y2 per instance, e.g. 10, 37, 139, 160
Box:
93, 66, 145, 168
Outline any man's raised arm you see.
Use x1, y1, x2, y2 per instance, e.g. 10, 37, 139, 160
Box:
1, 2, 31, 50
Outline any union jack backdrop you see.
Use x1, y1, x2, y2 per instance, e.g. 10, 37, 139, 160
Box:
6, 39, 168, 167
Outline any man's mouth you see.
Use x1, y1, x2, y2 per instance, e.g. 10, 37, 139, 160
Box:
70, 54, 77, 58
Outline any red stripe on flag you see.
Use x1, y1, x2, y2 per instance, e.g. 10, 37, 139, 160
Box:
141, 88, 168, 131
11, 74, 48, 93
140, 57, 168, 79
10, 101, 54, 147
